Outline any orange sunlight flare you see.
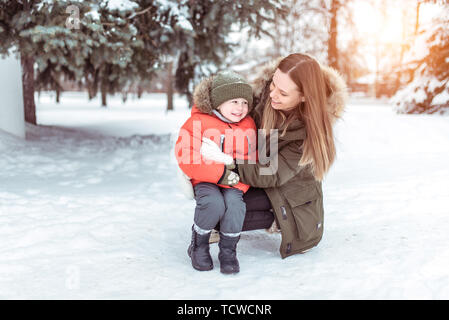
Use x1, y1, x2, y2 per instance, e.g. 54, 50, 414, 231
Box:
352, 1, 405, 45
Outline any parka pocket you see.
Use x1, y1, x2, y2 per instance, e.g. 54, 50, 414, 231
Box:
284, 185, 323, 242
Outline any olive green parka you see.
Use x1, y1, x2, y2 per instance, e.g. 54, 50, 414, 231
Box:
237, 58, 348, 258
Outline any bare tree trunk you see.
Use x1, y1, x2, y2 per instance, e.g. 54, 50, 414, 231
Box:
328, 0, 339, 70
186, 91, 193, 108
166, 61, 174, 111
271, 9, 284, 58
375, 39, 380, 98
137, 85, 143, 99
21, 54, 36, 125
415, 1, 421, 36
100, 78, 107, 107
394, 7, 408, 92
408, 1, 422, 83
88, 86, 95, 100
101, 89, 107, 107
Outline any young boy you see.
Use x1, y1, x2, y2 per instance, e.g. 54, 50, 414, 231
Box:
175, 71, 257, 274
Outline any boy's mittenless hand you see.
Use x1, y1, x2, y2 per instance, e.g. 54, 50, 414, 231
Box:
218, 164, 240, 186
225, 162, 235, 171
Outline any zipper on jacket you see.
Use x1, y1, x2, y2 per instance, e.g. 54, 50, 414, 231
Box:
286, 243, 292, 254
280, 206, 287, 220
220, 134, 225, 152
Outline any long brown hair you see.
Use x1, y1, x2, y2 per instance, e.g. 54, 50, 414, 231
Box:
261, 53, 336, 181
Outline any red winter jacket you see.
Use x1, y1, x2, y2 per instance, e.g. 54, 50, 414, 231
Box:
175, 105, 257, 193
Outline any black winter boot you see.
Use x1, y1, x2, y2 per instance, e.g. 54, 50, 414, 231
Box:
218, 233, 240, 274
188, 225, 213, 271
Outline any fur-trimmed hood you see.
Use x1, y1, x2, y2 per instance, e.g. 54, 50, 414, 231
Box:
192, 74, 255, 115
251, 56, 348, 124
192, 76, 215, 114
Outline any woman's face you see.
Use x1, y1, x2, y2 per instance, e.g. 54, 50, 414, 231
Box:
269, 69, 303, 111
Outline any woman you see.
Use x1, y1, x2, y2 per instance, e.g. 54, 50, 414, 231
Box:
201, 53, 347, 258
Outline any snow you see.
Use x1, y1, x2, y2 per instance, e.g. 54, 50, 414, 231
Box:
36, 91, 189, 136
432, 88, 449, 106
1, 93, 449, 299
155, 0, 194, 32
104, 0, 138, 11
391, 76, 431, 112
355, 73, 376, 85
403, 32, 429, 65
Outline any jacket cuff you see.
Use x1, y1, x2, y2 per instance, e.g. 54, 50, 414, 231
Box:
217, 165, 227, 184
232, 164, 240, 175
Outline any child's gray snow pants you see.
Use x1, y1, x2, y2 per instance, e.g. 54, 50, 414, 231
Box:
193, 182, 246, 235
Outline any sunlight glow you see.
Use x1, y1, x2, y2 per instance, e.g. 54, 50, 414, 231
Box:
352, 1, 404, 45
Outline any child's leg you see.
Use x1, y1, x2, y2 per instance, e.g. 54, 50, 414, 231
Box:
189, 183, 226, 271
193, 183, 226, 232
220, 188, 246, 236
217, 188, 245, 274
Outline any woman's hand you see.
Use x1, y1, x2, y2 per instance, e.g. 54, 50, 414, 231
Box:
200, 137, 234, 165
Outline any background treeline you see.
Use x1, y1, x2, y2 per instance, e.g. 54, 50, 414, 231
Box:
1, 0, 448, 124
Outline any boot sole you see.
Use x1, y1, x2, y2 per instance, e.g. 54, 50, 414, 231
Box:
220, 268, 239, 275
219, 260, 240, 274
193, 264, 213, 271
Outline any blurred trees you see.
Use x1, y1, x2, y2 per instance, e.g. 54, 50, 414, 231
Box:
167, 0, 287, 107
0, 0, 286, 124
0, 0, 93, 124
241, 0, 448, 116
235, 0, 355, 73
327, 0, 340, 70
1, 0, 447, 121
253, 0, 339, 65
392, 0, 449, 114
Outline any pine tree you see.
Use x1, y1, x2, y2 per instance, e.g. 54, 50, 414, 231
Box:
1, 0, 287, 121
167, 0, 287, 106
392, 1, 449, 114
30, 1, 95, 102
0, 0, 96, 123
1, 0, 44, 124
127, 0, 178, 108
0, 0, 169, 118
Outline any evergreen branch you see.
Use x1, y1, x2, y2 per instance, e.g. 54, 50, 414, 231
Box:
127, 6, 153, 20
101, 22, 116, 26
99, 5, 154, 28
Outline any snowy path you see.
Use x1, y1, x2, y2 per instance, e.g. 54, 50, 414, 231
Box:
1, 94, 449, 299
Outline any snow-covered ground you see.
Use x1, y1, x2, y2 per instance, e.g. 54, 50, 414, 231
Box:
1, 92, 449, 299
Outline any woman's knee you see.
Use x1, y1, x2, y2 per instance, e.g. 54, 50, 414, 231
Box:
243, 187, 272, 212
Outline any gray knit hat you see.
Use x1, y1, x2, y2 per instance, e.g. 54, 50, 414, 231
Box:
210, 71, 253, 110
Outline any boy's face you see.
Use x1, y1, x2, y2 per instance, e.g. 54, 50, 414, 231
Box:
217, 98, 249, 123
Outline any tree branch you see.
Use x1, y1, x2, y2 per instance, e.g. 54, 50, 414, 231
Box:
127, 6, 153, 20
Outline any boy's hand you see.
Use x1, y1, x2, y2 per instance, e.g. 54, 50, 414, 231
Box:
225, 162, 235, 171
200, 137, 234, 165
218, 168, 240, 186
